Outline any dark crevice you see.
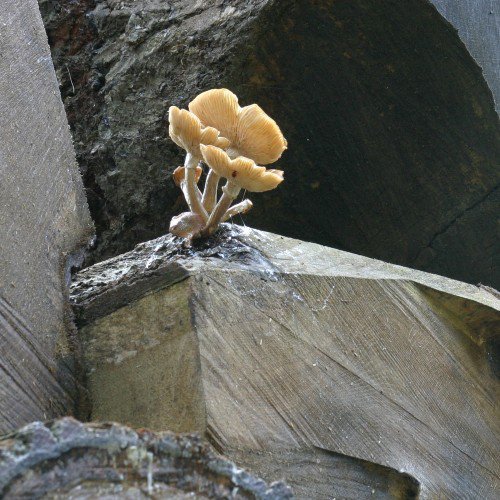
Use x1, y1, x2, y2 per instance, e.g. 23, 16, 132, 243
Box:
413, 183, 500, 265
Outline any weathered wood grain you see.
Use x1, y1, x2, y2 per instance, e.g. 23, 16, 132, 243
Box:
431, 0, 500, 112
0, 0, 93, 432
230, 448, 419, 499
72, 227, 500, 499
194, 271, 499, 498
0, 298, 75, 434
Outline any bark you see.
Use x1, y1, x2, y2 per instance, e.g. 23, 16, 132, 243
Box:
0, 417, 292, 499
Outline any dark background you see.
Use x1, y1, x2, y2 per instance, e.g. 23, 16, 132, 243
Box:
40, 0, 499, 287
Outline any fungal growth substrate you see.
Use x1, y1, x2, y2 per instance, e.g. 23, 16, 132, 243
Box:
168, 88, 287, 242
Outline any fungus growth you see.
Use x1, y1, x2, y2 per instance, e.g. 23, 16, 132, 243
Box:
167, 89, 286, 242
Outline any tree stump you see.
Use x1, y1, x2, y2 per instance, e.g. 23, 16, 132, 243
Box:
71, 226, 499, 498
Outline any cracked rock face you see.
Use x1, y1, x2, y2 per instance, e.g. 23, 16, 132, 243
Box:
0, 417, 293, 499
40, 0, 499, 287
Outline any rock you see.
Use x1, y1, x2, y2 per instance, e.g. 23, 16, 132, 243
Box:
71, 226, 500, 499
0, 417, 292, 499
40, 0, 500, 288
0, 0, 94, 433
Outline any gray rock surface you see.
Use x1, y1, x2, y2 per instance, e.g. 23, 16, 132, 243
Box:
40, 0, 500, 288
0, 417, 292, 499
71, 226, 500, 499
0, 0, 94, 433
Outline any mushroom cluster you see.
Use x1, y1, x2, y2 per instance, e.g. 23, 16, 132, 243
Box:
167, 89, 286, 242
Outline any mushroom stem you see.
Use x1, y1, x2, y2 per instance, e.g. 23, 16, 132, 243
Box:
201, 181, 241, 236
184, 153, 208, 221
201, 169, 220, 213
221, 199, 253, 222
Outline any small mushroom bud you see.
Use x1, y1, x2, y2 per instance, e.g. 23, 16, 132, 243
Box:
169, 211, 205, 241
173, 166, 203, 216
173, 165, 202, 187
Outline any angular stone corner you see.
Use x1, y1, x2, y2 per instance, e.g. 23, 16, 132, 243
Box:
0, 0, 94, 433
0, 417, 293, 499
71, 227, 499, 498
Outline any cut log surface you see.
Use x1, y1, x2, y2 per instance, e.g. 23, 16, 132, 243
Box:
40, 0, 500, 287
0, 417, 292, 499
0, 0, 93, 433
71, 226, 500, 499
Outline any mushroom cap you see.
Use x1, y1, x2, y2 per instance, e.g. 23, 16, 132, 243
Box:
172, 165, 202, 187
168, 106, 229, 158
200, 145, 284, 193
188, 89, 239, 141
189, 89, 287, 165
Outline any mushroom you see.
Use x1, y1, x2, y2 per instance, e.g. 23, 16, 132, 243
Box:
172, 165, 203, 186
169, 106, 229, 159
189, 88, 287, 165
169, 211, 205, 244
167, 89, 286, 241
199, 145, 284, 236
168, 106, 229, 220
172, 165, 203, 208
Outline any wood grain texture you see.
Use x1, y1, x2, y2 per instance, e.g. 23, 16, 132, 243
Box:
194, 271, 499, 498
79, 279, 206, 433
72, 228, 500, 499
431, 0, 500, 112
0, 0, 93, 432
0, 298, 75, 434
229, 448, 419, 499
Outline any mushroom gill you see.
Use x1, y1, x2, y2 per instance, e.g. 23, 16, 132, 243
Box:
200, 145, 284, 193
189, 89, 287, 165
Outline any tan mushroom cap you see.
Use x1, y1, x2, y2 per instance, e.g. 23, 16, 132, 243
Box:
189, 89, 287, 165
200, 145, 284, 193
188, 89, 239, 140
172, 165, 202, 187
168, 106, 229, 158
